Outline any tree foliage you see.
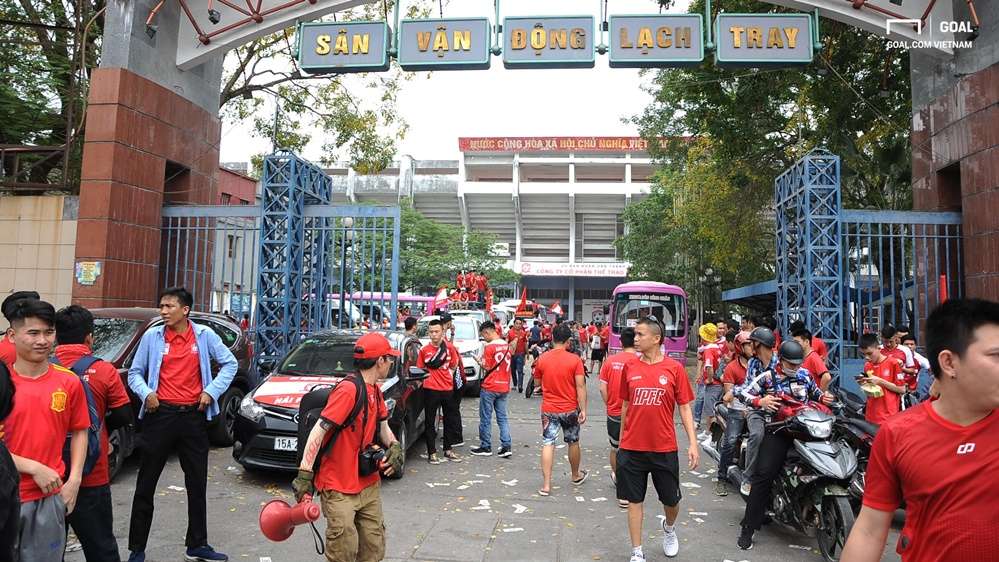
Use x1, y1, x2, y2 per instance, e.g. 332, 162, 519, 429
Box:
224, 1, 433, 176
399, 201, 519, 294
621, 0, 914, 290
0, 0, 101, 187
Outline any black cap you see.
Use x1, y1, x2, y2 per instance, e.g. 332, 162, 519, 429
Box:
2, 291, 40, 321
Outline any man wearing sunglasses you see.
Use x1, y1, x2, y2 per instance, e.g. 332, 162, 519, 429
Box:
294, 332, 403, 562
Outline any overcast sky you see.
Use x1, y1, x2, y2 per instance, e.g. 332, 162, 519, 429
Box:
219, 0, 691, 164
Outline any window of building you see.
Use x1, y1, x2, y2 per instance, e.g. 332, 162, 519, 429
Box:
227, 234, 237, 258
220, 193, 232, 205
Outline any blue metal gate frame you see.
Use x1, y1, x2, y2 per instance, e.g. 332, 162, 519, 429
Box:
775, 149, 844, 373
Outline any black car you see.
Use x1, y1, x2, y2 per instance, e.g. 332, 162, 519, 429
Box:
232, 330, 428, 477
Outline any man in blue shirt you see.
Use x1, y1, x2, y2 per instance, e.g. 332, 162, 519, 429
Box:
732, 327, 779, 496
126, 287, 237, 562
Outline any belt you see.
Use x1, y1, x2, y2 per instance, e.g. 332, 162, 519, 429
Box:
158, 402, 200, 412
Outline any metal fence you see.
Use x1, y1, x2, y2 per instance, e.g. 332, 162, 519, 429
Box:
774, 150, 963, 382
160, 152, 401, 367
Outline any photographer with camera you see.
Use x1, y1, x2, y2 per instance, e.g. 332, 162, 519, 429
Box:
294, 332, 403, 562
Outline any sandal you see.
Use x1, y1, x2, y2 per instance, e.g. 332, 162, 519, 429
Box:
572, 470, 589, 485
538, 489, 550, 497
618, 499, 629, 509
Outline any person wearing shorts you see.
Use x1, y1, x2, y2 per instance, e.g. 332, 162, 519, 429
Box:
599, 327, 637, 508
533, 324, 588, 496
617, 318, 698, 562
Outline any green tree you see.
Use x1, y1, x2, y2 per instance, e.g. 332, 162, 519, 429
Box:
623, 0, 914, 289
398, 202, 518, 294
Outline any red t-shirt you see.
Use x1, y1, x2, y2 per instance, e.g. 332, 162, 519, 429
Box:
864, 356, 905, 425
55, 344, 131, 488
506, 328, 528, 355
812, 337, 829, 361
700, 344, 723, 385
863, 402, 999, 561
882, 346, 908, 367
417, 342, 460, 392
722, 359, 747, 387
577, 328, 587, 345
801, 351, 829, 388
316, 378, 388, 494
599, 351, 636, 417
5, 364, 90, 502
480, 341, 512, 394
540, 326, 552, 342
599, 326, 610, 349
533, 348, 584, 414
0, 336, 15, 367
619, 357, 694, 452
157, 325, 203, 403
587, 325, 597, 337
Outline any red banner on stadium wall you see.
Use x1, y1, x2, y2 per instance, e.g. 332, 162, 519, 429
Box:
458, 137, 650, 153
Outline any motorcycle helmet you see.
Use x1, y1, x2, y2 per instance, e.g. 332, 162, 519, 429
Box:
779, 340, 805, 365
748, 326, 775, 349
734, 330, 752, 347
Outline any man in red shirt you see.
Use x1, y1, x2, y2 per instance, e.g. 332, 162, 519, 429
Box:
417, 319, 463, 464
55, 305, 133, 561
534, 324, 588, 496
599, 327, 636, 509
881, 326, 919, 384
858, 334, 907, 425
0, 291, 39, 367
294, 332, 402, 562
540, 322, 552, 344
617, 318, 697, 561
4, 299, 90, 561
715, 330, 751, 497
789, 320, 829, 361
507, 318, 528, 393
843, 298, 999, 562
792, 327, 832, 390
471, 322, 513, 458
126, 287, 237, 562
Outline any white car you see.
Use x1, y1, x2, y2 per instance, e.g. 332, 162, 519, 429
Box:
416, 315, 483, 395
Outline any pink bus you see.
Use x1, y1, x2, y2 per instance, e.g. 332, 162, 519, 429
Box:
607, 281, 689, 364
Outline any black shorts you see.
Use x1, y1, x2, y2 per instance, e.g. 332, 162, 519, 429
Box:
616, 449, 681, 506
591, 348, 605, 361
606, 415, 621, 448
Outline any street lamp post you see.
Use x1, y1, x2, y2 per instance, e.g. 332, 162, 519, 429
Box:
338, 216, 354, 328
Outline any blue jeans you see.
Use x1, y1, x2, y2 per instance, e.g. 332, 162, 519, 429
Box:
717, 409, 746, 483
478, 390, 512, 450
693, 382, 706, 423
511, 354, 525, 389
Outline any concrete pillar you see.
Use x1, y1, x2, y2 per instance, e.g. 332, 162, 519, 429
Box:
74, 0, 223, 308
568, 276, 576, 321
399, 154, 415, 202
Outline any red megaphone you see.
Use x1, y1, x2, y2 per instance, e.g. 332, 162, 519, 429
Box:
259, 494, 321, 542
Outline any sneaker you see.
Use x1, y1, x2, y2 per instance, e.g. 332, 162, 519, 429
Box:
714, 479, 729, 496
629, 552, 646, 562
661, 519, 679, 557
185, 546, 229, 561
443, 450, 463, 462
452, 441, 465, 448
740, 481, 752, 496
470, 446, 492, 456
738, 527, 755, 550
127, 553, 145, 562
428, 453, 441, 465
497, 446, 512, 458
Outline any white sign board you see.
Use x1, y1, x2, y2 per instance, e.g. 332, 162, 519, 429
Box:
581, 299, 606, 323
518, 262, 629, 277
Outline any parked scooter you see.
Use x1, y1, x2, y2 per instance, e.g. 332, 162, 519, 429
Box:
827, 376, 877, 511
753, 393, 858, 562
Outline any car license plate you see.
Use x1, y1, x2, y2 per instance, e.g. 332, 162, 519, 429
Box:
274, 437, 297, 451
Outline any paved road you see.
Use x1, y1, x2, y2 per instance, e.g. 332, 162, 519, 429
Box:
68, 362, 903, 562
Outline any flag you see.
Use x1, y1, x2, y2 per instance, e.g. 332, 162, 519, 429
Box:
515, 287, 528, 314
551, 300, 563, 316
432, 286, 449, 313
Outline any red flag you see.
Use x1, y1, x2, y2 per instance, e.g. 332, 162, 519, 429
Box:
515, 287, 528, 314
432, 287, 449, 313
551, 300, 563, 316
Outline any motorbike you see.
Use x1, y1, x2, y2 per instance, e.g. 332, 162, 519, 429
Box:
523, 341, 551, 398
759, 393, 858, 561
827, 376, 877, 511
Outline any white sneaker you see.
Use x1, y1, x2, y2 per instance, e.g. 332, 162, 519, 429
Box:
740, 481, 752, 496
629, 552, 646, 562
662, 519, 679, 557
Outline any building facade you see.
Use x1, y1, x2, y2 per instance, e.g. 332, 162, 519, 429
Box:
324, 136, 655, 321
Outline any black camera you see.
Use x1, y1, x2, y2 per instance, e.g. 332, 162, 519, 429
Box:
358, 445, 386, 476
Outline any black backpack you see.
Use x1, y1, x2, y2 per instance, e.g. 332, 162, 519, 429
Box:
55, 356, 103, 477
295, 374, 369, 473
